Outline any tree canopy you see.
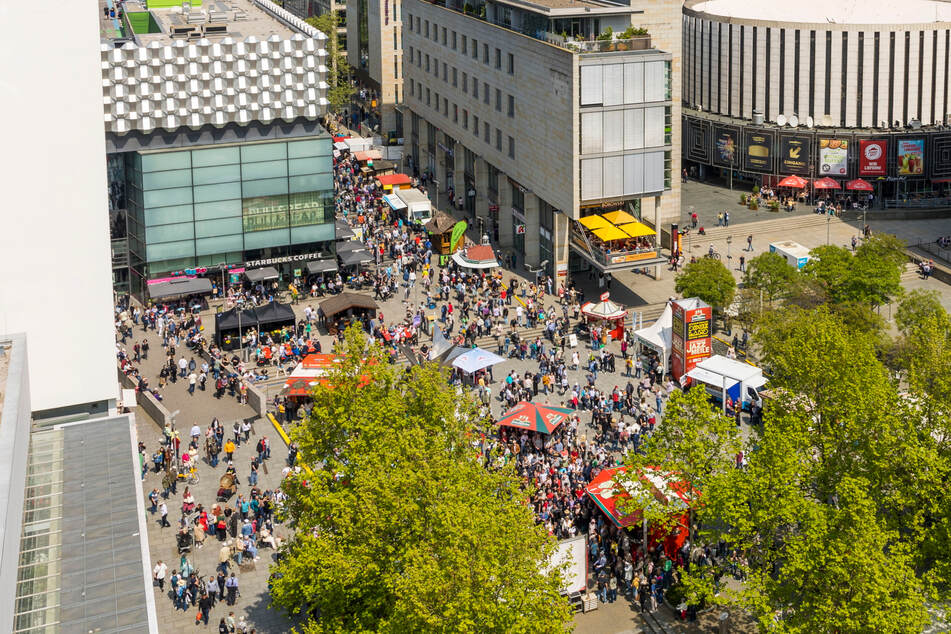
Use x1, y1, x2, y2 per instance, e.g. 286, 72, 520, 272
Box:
306, 13, 353, 111
269, 328, 572, 634
674, 257, 736, 312
742, 251, 798, 303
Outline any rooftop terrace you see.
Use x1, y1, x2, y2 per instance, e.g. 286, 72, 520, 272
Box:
100, 0, 295, 45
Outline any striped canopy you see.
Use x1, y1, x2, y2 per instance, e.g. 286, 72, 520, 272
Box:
496, 401, 574, 434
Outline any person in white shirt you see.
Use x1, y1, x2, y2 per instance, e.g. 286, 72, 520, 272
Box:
153, 560, 168, 590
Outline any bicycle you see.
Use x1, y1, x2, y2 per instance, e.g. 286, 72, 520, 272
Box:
704, 251, 722, 260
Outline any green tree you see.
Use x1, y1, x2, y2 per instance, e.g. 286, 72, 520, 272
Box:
803, 235, 904, 307
306, 13, 353, 112
895, 288, 945, 333
674, 257, 736, 313
269, 327, 572, 634
742, 251, 798, 303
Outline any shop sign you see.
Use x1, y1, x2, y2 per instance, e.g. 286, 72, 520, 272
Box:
780, 136, 811, 175
600, 292, 611, 301
744, 131, 773, 172
557, 262, 568, 277
516, 224, 526, 234
245, 252, 322, 268
897, 139, 924, 175
818, 138, 849, 175
859, 140, 887, 176
609, 251, 657, 264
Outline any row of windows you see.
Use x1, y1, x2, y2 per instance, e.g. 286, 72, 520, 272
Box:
406, 67, 516, 117
405, 12, 515, 75
407, 78, 515, 159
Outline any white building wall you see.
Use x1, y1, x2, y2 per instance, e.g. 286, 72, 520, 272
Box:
0, 0, 118, 414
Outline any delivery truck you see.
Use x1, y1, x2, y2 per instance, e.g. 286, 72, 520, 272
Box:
395, 188, 433, 224
769, 240, 811, 269
685, 355, 766, 411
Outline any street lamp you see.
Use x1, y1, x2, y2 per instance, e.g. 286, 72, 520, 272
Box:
726, 235, 733, 263
826, 212, 831, 245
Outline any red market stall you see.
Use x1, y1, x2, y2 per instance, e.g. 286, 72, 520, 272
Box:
585, 466, 696, 557
580, 293, 628, 341
376, 173, 413, 192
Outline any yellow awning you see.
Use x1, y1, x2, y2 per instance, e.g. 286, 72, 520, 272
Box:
592, 226, 630, 242
578, 215, 611, 230
618, 221, 656, 238
600, 210, 637, 225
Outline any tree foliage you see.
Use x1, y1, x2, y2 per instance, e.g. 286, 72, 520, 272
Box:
895, 288, 945, 334
306, 13, 353, 112
675, 257, 736, 312
269, 327, 572, 634
802, 234, 905, 307
742, 251, 798, 303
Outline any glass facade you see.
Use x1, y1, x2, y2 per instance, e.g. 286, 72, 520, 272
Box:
123, 137, 334, 290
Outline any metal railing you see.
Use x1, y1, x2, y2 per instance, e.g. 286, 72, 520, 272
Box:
917, 239, 951, 265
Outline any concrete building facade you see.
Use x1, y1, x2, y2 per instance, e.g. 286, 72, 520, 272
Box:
402, 0, 680, 280
347, 0, 404, 136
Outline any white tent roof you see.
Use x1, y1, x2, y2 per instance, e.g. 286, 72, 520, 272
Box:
581, 299, 627, 320
633, 302, 672, 355
694, 355, 764, 383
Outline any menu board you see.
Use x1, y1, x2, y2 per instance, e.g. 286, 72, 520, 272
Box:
819, 138, 849, 175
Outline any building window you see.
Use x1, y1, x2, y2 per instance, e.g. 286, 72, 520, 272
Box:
394, 57, 399, 80
424, 20, 429, 38
441, 26, 446, 46
434, 91, 439, 111
808, 30, 816, 118
496, 129, 502, 151
512, 183, 524, 211
483, 82, 489, 104
409, 78, 414, 96
857, 31, 864, 127
888, 31, 895, 124
444, 97, 448, 116
824, 30, 832, 116
483, 43, 488, 64
451, 30, 457, 50
463, 109, 468, 128
495, 48, 501, 69
453, 104, 458, 122
472, 38, 478, 59
442, 62, 447, 81
473, 115, 479, 137
508, 95, 515, 117
841, 32, 848, 126
473, 79, 478, 100
415, 16, 419, 32
406, 13, 411, 30
426, 87, 430, 107
508, 136, 515, 159
507, 53, 514, 74
425, 54, 430, 73
452, 67, 457, 86
495, 88, 501, 111
484, 121, 489, 143
794, 29, 800, 115
463, 72, 468, 93
462, 35, 467, 54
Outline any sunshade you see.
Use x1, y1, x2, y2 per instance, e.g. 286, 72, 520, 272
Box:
581, 299, 627, 320
282, 376, 324, 398
813, 177, 841, 190
600, 210, 637, 225
354, 150, 383, 162
578, 215, 611, 230
592, 226, 630, 242
245, 266, 280, 283
617, 221, 655, 238
254, 301, 296, 328
300, 353, 344, 370
586, 466, 693, 529
148, 277, 212, 299
777, 175, 808, 188
336, 239, 365, 254
497, 401, 574, 434
306, 259, 338, 274
339, 250, 373, 267
451, 348, 506, 373
846, 178, 874, 191
383, 193, 407, 210
335, 220, 356, 239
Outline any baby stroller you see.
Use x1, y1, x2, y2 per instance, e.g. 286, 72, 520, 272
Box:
217, 473, 237, 501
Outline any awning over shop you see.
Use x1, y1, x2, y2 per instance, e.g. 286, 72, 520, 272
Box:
333, 141, 349, 151
384, 193, 407, 210
581, 299, 628, 320
354, 150, 383, 162
148, 277, 213, 300
254, 301, 296, 328
319, 292, 379, 319
306, 259, 338, 274
245, 267, 280, 283
376, 173, 412, 188
336, 239, 365, 254
634, 302, 672, 361
339, 250, 373, 267
335, 220, 356, 240
578, 215, 612, 230
600, 210, 637, 225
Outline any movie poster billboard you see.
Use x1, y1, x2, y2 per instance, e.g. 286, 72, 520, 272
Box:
858, 140, 887, 176
898, 139, 924, 175
712, 126, 739, 168
780, 136, 811, 175
819, 138, 849, 175
670, 299, 712, 382
744, 131, 774, 172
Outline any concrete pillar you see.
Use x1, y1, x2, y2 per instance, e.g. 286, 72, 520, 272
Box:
418, 121, 431, 181
644, 195, 663, 280
451, 145, 464, 215
523, 192, 541, 268
435, 131, 450, 205
552, 210, 570, 285
498, 175, 513, 249
474, 158, 490, 238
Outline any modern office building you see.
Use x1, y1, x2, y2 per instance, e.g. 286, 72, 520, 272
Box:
100, 0, 333, 299
681, 0, 951, 200
347, 0, 404, 136
402, 0, 681, 280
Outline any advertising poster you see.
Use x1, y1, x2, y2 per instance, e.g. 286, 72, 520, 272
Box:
819, 138, 849, 175
780, 136, 811, 174
898, 139, 924, 175
713, 126, 739, 167
682, 304, 713, 373
858, 140, 887, 176
744, 132, 773, 172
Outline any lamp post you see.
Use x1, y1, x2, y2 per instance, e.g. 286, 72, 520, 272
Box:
726, 235, 733, 264
826, 212, 831, 246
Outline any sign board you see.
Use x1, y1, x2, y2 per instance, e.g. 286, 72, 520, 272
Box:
670, 298, 712, 381
712, 126, 739, 167
859, 140, 887, 176
568, 333, 578, 348
779, 135, 811, 175
293, 268, 301, 278
897, 139, 924, 175
818, 138, 849, 175
516, 224, 526, 234
557, 262, 568, 277
599, 292, 611, 302
450, 220, 468, 251
744, 131, 774, 172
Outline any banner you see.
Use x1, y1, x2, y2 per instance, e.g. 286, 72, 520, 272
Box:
744, 131, 773, 172
819, 138, 849, 175
450, 221, 467, 251
780, 136, 811, 175
670, 299, 712, 381
897, 139, 924, 175
712, 126, 739, 167
858, 140, 887, 176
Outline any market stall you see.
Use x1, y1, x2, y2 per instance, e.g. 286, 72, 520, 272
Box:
451, 244, 499, 270
319, 292, 379, 333
580, 294, 628, 341
214, 306, 259, 349
425, 212, 458, 255
633, 302, 672, 373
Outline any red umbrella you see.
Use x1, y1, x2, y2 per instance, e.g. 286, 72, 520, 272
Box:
777, 175, 808, 188
496, 401, 574, 434
846, 178, 874, 192
813, 177, 841, 190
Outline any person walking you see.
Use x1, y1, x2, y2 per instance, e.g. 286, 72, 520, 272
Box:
225, 573, 239, 606
216, 571, 227, 601
159, 502, 170, 528
739, 255, 746, 273
746, 234, 753, 251
206, 575, 219, 607
153, 560, 167, 590
224, 439, 236, 462
188, 371, 197, 395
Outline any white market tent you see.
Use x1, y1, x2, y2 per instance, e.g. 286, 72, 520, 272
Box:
344, 136, 372, 152
580, 299, 627, 320
633, 302, 672, 371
